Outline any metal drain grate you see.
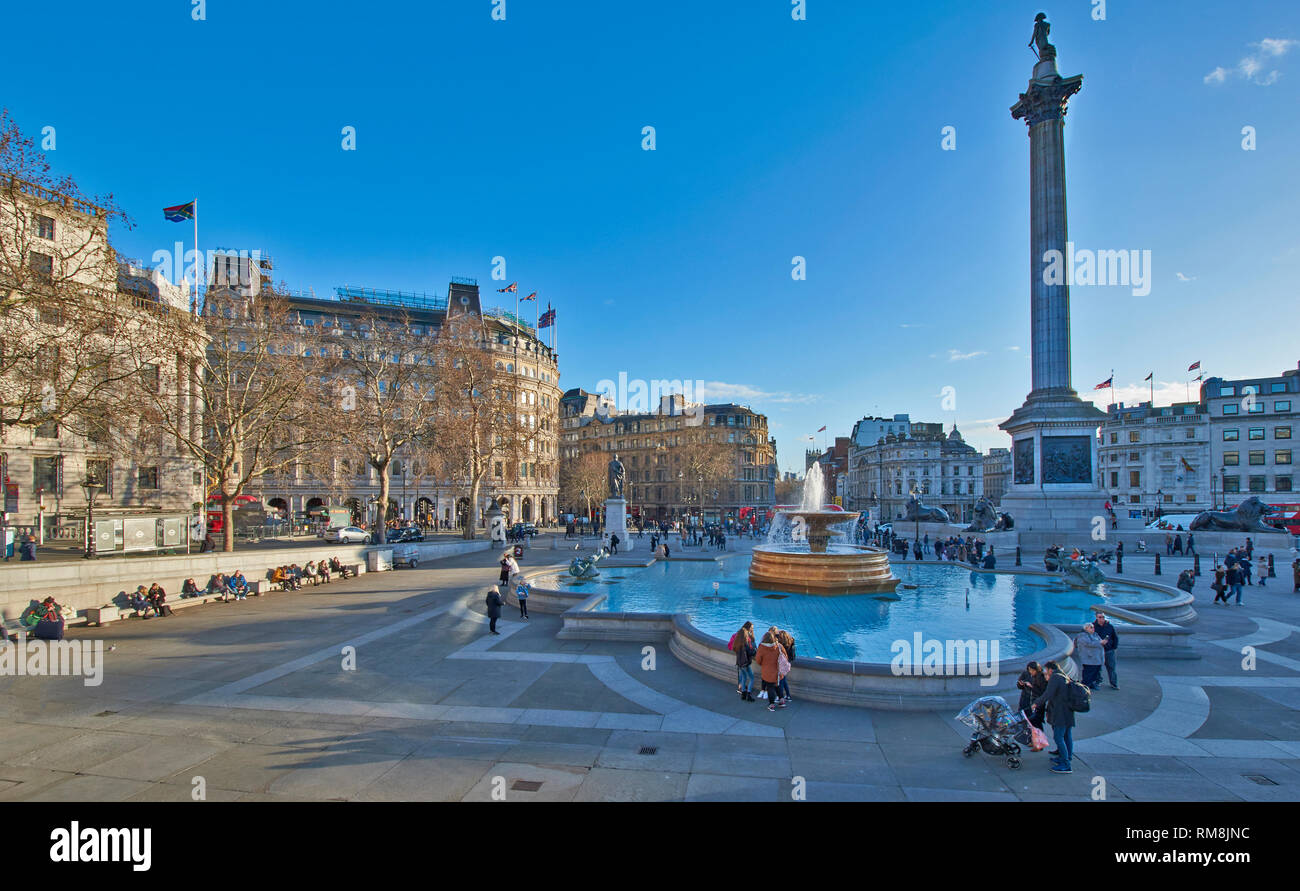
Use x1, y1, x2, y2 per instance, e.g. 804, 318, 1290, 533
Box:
1243, 775, 1278, 786
638, 746, 658, 755
95, 710, 119, 717
762, 594, 789, 600
511, 780, 544, 792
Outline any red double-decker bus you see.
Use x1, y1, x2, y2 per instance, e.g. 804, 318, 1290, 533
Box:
205, 494, 263, 535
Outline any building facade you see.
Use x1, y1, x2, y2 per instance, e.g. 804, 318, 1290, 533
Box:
1, 175, 203, 538
982, 447, 1011, 505
1204, 364, 1298, 506
560, 392, 777, 525
245, 279, 562, 528
847, 424, 983, 524
1096, 401, 1212, 518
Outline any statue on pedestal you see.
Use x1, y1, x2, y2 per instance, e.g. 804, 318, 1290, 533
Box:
1028, 13, 1055, 61
608, 454, 626, 499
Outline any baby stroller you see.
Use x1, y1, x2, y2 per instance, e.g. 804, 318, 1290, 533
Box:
957, 695, 1030, 769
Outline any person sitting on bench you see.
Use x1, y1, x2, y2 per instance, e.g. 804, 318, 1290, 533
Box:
182, 578, 201, 598
148, 583, 174, 617
129, 586, 150, 616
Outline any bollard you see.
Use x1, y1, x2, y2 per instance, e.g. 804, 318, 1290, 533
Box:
1015, 546, 1022, 567
1154, 553, 1161, 575
1194, 553, 1201, 577
1116, 552, 1123, 574
1268, 553, 1276, 578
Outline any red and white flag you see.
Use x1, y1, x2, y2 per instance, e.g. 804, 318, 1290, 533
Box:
497, 282, 518, 293
1187, 360, 1201, 372
522, 291, 537, 301
817, 425, 827, 433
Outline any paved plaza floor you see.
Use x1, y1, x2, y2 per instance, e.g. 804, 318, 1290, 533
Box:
2, 540, 1298, 802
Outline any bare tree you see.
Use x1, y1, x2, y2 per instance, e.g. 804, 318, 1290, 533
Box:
330, 309, 439, 544
559, 449, 608, 521
0, 109, 148, 436
431, 312, 533, 540
677, 434, 733, 514
127, 286, 325, 551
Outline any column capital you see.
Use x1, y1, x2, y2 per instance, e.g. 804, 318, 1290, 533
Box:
1011, 73, 1083, 127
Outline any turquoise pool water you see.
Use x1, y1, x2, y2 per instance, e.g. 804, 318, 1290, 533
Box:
533, 558, 1172, 663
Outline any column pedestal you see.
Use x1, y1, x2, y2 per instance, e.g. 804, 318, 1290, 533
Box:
603, 497, 632, 552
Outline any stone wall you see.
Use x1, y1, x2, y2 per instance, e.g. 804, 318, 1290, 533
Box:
1, 538, 491, 624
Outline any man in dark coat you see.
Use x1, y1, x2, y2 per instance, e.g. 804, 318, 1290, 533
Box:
1093, 612, 1119, 690
485, 585, 503, 635
1031, 661, 1076, 773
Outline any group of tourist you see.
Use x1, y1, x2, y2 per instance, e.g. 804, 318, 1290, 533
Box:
1016, 659, 1088, 774
730, 621, 797, 711
486, 550, 530, 632
1163, 532, 1197, 555
270, 559, 337, 590
1210, 546, 1258, 605
1011, 612, 1119, 774
931, 534, 991, 565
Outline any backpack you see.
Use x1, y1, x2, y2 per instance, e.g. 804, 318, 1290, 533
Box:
727, 632, 737, 651
1066, 679, 1091, 713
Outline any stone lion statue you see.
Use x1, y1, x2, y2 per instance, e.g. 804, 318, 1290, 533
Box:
905, 495, 950, 525
1189, 496, 1278, 533
967, 497, 1012, 533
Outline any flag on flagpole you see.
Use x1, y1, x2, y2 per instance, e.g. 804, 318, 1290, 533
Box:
1180, 456, 1195, 472
538, 306, 556, 328
1195, 373, 1204, 381
497, 282, 518, 293
1188, 361, 1201, 372
1094, 375, 1113, 390
1144, 372, 1153, 381
163, 201, 195, 222
521, 291, 537, 301
817, 425, 827, 433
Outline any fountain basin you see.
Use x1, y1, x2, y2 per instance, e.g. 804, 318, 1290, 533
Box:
749, 543, 899, 595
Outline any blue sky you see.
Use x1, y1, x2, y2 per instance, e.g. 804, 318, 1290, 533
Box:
6, 0, 1297, 473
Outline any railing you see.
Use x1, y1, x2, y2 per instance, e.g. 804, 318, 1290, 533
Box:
2, 174, 105, 218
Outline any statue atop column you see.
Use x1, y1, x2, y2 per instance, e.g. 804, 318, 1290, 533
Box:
1028, 13, 1056, 61
608, 454, 626, 498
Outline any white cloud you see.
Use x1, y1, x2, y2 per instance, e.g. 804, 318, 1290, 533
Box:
1206, 38, 1296, 86
695, 381, 821, 405
947, 349, 988, 362
1256, 38, 1299, 57
1176, 272, 1196, 281
1005, 345, 1021, 351
899, 323, 923, 329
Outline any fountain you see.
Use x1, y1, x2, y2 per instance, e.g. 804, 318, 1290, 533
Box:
749, 463, 900, 595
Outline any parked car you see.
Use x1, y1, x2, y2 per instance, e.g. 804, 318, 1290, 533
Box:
325, 525, 371, 544
388, 526, 425, 543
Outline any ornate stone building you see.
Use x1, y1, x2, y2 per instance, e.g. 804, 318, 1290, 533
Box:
847, 423, 983, 525
0, 175, 203, 540
248, 279, 562, 528
560, 391, 777, 525
1096, 400, 1211, 518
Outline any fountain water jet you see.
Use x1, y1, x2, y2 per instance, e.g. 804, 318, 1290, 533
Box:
750, 464, 899, 595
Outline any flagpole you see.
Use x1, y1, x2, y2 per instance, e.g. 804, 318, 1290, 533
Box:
192, 198, 200, 315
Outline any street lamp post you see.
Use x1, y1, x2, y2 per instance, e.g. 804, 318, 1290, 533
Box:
81, 479, 101, 560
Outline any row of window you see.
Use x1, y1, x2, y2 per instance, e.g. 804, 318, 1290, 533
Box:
1223, 426, 1291, 441
1223, 450, 1291, 466
1224, 476, 1293, 493
28, 456, 187, 495
1219, 383, 1290, 397
1222, 401, 1291, 415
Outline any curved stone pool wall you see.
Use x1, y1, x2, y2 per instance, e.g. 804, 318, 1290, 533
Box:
520, 562, 1196, 711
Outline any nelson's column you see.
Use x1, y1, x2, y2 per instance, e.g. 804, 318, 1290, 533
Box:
998, 13, 1108, 531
